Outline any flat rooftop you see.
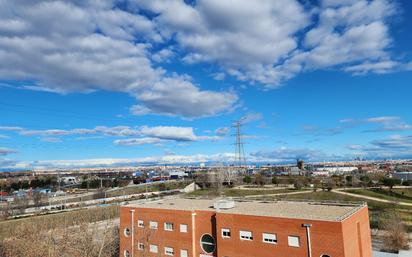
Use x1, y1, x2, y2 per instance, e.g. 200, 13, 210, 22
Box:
126, 198, 366, 222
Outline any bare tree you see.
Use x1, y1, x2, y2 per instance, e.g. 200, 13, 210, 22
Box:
0, 209, 119, 257
379, 210, 410, 253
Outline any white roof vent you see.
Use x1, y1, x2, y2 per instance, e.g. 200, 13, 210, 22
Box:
214, 199, 235, 210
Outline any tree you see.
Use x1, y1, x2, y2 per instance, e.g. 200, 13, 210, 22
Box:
380, 178, 401, 191
359, 176, 370, 188
254, 173, 265, 186
379, 211, 410, 252
271, 177, 278, 186
243, 175, 252, 184
33, 191, 43, 208
402, 180, 411, 186
345, 175, 352, 186
293, 179, 303, 190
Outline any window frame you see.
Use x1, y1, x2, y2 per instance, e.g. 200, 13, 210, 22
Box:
123, 250, 130, 257
221, 228, 231, 238
288, 235, 300, 247
123, 228, 131, 237
164, 222, 174, 231
149, 244, 158, 253
137, 242, 144, 251
137, 219, 144, 228
180, 249, 188, 257
180, 224, 188, 233
239, 230, 253, 241
164, 246, 174, 256
262, 232, 277, 244
149, 221, 158, 230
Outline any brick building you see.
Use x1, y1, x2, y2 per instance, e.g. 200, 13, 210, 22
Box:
119, 198, 372, 257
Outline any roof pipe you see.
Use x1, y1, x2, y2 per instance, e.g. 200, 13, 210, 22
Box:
303, 223, 312, 257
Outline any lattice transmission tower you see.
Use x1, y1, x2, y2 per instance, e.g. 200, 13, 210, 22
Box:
232, 120, 246, 169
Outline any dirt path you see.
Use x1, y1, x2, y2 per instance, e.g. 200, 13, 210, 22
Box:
332, 190, 412, 206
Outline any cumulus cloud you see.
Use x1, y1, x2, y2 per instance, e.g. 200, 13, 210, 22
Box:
0, 0, 238, 118
0, 0, 409, 116
134, 0, 406, 88
130, 76, 238, 118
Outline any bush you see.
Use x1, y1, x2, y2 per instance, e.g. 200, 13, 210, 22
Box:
243, 176, 252, 184
402, 180, 411, 186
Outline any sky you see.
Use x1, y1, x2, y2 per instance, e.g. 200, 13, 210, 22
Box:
1, 0, 412, 169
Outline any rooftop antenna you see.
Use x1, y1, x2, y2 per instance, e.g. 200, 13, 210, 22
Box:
232, 119, 246, 170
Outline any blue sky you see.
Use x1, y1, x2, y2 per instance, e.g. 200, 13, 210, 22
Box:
0, 0, 412, 169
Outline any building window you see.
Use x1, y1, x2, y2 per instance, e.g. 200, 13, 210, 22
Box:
180, 224, 188, 233
123, 228, 130, 237
149, 244, 158, 253
123, 250, 130, 257
165, 246, 174, 256
164, 222, 174, 231
137, 242, 144, 251
321, 255, 331, 257
137, 220, 144, 228
288, 236, 300, 247
221, 228, 231, 238
240, 230, 253, 241
149, 221, 158, 230
180, 249, 188, 257
200, 234, 216, 254
262, 233, 277, 244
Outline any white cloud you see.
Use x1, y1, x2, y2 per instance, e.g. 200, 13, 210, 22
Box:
114, 137, 165, 146
133, 0, 405, 88
366, 116, 400, 123
152, 48, 174, 63
0, 147, 17, 156
215, 127, 230, 136
347, 134, 412, 159
0, 0, 408, 113
344, 60, 399, 75
212, 72, 226, 81
139, 126, 197, 141
41, 137, 62, 143
251, 147, 344, 162
0, 0, 238, 118
0, 126, 24, 131
131, 75, 238, 118
6, 124, 220, 145
241, 112, 263, 124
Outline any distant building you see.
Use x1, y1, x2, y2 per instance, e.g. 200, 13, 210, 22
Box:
314, 166, 358, 175
120, 198, 372, 257
393, 171, 412, 181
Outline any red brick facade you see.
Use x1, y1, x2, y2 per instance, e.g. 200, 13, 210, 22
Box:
119, 202, 372, 257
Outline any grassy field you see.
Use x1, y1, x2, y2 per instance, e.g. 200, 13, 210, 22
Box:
186, 188, 305, 197
345, 188, 412, 204
273, 191, 412, 232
